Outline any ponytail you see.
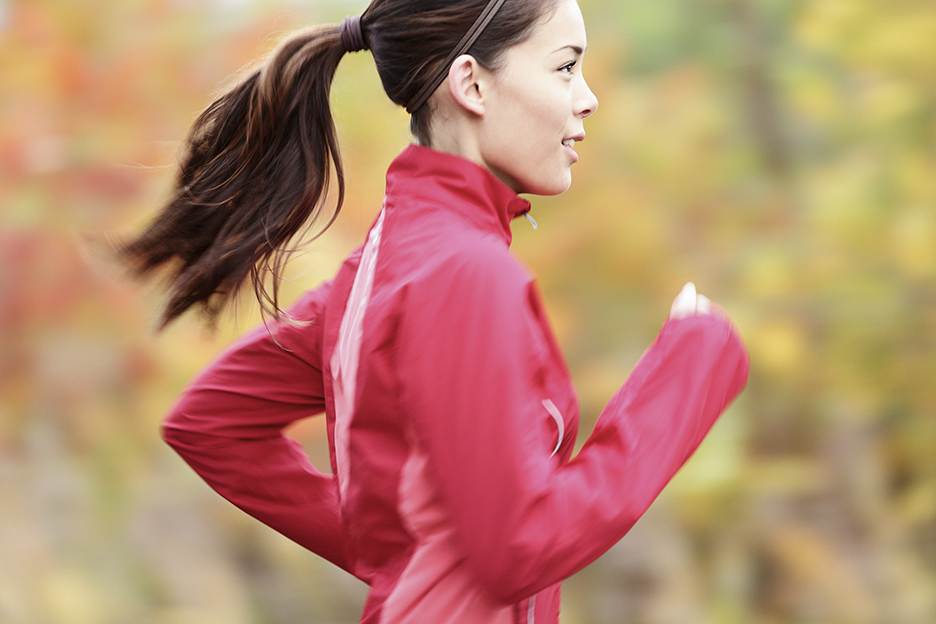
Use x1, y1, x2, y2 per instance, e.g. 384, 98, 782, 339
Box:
122, 0, 557, 329
120, 24, 348, 328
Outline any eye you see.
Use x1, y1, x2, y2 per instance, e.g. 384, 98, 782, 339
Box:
559, 60, 577, 74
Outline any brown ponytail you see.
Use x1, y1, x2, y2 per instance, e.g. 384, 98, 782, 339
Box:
121, 0, 556, 329
119, 25, 347, 328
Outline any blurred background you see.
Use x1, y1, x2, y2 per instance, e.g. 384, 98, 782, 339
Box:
1, 0, 934, 622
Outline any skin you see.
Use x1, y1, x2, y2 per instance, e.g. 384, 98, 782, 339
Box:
429, 0, 597, 196
428, 0, 720, 317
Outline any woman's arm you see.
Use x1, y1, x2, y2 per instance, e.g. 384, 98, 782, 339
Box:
163, 282, 355, 574
399, 251, 748, 603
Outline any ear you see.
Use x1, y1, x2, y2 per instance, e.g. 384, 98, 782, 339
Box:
446, 54, 487, 117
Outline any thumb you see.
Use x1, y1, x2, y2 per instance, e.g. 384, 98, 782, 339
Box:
670, 282, 697, 319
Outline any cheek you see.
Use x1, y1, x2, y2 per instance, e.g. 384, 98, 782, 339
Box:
479, 80, 573, 194
502, 97, 564, 166
522, 93, 563, 136
498, 113, 572, 193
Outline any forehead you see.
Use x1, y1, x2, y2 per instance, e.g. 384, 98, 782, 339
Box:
523, 0, 587, 52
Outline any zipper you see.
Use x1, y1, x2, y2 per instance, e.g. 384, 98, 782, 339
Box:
542, 399, 564, 458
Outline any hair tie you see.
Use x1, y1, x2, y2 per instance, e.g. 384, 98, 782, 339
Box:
405, 0, 508, 114
340, 15, 367, 53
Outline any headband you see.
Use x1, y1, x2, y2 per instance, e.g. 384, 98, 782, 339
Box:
405, 0, 509, 114
340, 15, 367, 53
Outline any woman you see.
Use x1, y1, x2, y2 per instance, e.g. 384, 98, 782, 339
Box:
122, 0, 749, 622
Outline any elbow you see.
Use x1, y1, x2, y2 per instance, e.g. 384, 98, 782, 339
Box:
160, 419, 182, 448
160, 419, 194, 461
478, 568, 531, 605
469, 542, 553, 605
160, 404, 185, 445
488, 581, 534, 606
160, 405, 202, 454
473, 504, 643, 605
479, 561, 556, 605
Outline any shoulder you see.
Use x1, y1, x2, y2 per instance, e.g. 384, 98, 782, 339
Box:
374, 205, 537, 329
412, 234, 532, 307
381, 196, 527, 282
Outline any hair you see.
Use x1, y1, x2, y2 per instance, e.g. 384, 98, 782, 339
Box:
119, 0, 558, 329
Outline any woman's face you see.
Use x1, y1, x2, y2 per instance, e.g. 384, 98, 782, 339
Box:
478, 0, 597, 196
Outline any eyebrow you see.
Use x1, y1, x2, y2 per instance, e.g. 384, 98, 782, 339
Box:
553, 44, 586, 55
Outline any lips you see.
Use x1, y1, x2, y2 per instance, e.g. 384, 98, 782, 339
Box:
562, 133, 584, 163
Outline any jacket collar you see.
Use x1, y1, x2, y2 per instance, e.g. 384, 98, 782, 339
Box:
384, 144, 532, 246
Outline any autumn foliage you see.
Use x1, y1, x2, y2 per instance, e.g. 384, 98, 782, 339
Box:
1, 1, 934, 622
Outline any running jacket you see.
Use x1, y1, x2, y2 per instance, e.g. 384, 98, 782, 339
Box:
163, 144, 749, 624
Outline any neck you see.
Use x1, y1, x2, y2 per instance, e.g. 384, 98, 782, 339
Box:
427, 120, 483, 172
430, 124, 523, 195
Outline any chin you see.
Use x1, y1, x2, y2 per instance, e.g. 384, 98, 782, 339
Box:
522, 173, 573, 196
490, 158, 573, 196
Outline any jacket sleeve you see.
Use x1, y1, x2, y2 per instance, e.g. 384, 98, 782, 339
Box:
397, 249, 749, 604
162, 282, 355, 575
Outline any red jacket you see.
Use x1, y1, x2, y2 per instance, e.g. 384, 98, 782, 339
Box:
163, 145, 749, 623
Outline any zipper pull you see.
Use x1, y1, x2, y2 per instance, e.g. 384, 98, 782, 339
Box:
523, 211, 538, 230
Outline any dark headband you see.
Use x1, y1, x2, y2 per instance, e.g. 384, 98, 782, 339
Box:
405, 0, 509, 114
340, 15, 367, 53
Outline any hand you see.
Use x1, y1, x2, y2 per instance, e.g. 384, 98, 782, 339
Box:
669, 282, 712, 320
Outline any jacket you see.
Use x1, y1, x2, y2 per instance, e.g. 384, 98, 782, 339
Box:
163, 144, 750, 623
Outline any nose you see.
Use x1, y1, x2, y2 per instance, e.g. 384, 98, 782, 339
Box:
575, 76, 598, 119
